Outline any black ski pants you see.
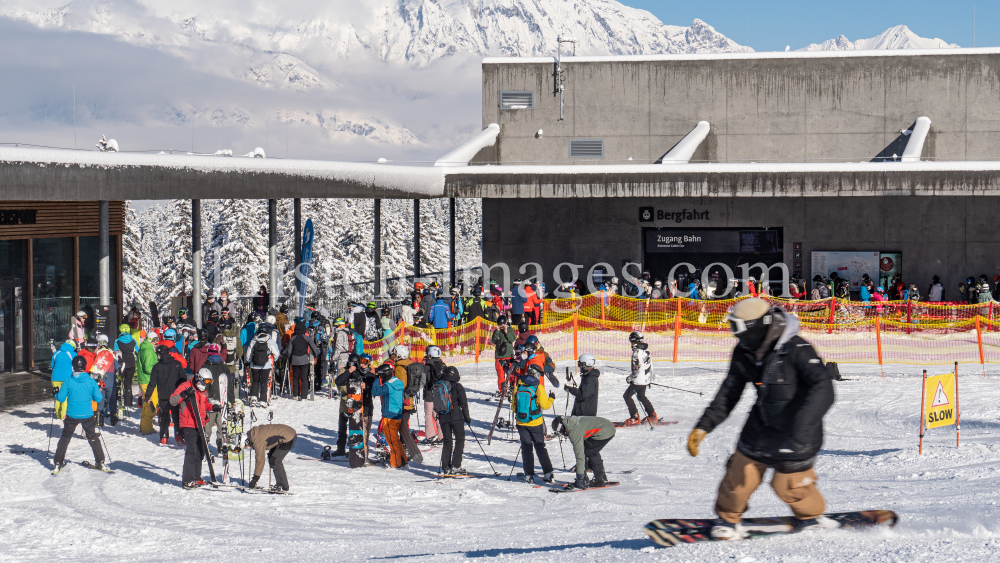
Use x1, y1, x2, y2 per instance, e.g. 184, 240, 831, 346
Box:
291, 364, 309, 399
120, 366, 135, 408
250, 368, 270, 399
624, 384, 655, 419
157, 401, 181, 440
517, 424, 553, 476
440, 421, 465, 470
54, 416, 105, 466
336, 412, 349, 451
181, 427, 207, 484
584, 436, 611, 479
268, 437, 295, 490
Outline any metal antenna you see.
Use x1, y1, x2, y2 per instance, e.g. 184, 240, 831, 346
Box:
556, 36, 577, 121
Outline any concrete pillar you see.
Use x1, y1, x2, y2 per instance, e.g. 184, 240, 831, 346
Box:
268, 199, 277, 309
99, 200, 110, 307
192, 199, 202, 328
374, 199, 382, 297
413, 199, 421, 280
449, 197, 456, 290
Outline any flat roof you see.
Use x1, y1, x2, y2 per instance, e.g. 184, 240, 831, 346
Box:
483, 46, 1000, 65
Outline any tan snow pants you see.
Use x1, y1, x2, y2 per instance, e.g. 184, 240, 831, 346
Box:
715, 450, 825, 523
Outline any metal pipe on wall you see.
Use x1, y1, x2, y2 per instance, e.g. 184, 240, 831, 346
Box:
374, 199, 382, 297
268, 199, 277, 309
449, 197, 456, 289
413, 199, 421, 279
192, 199, 202, 328
99, 200, 110, 307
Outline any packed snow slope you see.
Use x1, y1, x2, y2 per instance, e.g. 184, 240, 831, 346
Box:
4, 361, 1000, 562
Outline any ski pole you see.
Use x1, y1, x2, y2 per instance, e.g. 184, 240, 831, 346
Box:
46, 401, 57, 458
636, 398, 654, 432
507, 445, 522, 479
558, 434, 567, 470
648, 382, 703, 396
98, 427, 113, 463
466, 422, 500, 475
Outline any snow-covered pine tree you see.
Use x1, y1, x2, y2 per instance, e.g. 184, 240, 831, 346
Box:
339, 199, 376, 297
380, 199, 412, 298
456, 198, 482, 270
210, 199, 268, 300
157, 199, 194, 313
419, 199, 449, 285
122, 201, 153, 308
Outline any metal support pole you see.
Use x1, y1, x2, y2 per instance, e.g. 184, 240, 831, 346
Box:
449, 197, 456, 289
99, 201, 110, 307
374, 199, 382, 297
413, 199, 421, 280
268, 199, 277, 309
293, 198, 302, 281
192, 199, 202, 328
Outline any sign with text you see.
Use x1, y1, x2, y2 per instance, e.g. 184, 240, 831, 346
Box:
645, 229, 781, 254
924, 373, 956, 430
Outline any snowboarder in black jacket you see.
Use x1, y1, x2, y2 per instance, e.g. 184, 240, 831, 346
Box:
566, 353, 600, 417
687, 298, 835, 540
143, 345, 187, 446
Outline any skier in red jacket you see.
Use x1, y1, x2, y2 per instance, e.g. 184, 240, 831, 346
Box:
170, 370, 220, 489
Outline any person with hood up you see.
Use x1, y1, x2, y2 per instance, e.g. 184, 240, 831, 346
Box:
144, 345, 187, 446
429, 294, 453, 330
52, 355, 107, 474
420, 289, 437, 322
113, 324, 138, 410
371, 363, 408, 468
927, 275, 945, 302
170, 370, 221, 488
566, 353, 600, 416
551, 414, 616, 490
283, 321, 319, 401
435, 366, 471, 475
50, 340, 78, 419
137, 332, 157, 431
687, 298, 836, 540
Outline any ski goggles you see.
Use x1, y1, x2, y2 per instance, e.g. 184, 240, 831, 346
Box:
728, 314, 770, 335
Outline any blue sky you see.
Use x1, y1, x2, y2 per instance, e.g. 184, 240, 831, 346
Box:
621, 0, 996, 52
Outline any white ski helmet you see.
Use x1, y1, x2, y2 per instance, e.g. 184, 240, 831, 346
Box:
391, 345, 410, 359
96, 334, 110, 345
266, 315, 277, 325
198, 367, 214, 382
76, 310, 87, 318
578, 353, 596, 369
426, 345, 442, 358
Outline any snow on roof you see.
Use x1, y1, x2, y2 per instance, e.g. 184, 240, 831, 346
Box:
483, 46, 1000, 65
444, 160, 1000, 175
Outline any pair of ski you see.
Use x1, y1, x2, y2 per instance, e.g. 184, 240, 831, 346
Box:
509, 473, 621, 493
51, 460, 114, 476
613, 419, 679, 428
644, 510, 898, 547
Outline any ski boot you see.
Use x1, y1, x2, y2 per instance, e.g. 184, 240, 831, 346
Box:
183, 480, 207, 490
794, 516, 840, 532
51, 462, 67, 475
563, 476, 588, 491
442, 466, 453, 475
709, 519, 746, 541
520, 473, 535, 484
542, 472, 554, 484
591, 472, 609, 488
491, 389, 503, 401
452, 467, 469, 476
269, 484, 288, 493
175, 436, 186, 446
620, 416, 641, 427
643, 412, 658, 424
160, 437, 168, 446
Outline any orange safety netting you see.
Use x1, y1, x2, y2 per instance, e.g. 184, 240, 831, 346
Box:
356, 296, 1000, 368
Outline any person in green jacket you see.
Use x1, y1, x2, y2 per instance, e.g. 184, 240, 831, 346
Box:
490, 315, 517, 400
552, 415, 617, 491
136, 333, 158, 433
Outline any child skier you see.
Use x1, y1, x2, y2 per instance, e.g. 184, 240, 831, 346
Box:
513, 363, 556, 483
52, 355, 107, 473
622, 331, 657, 425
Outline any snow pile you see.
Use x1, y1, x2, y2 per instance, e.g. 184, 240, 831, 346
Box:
799, 25, 960, 52
4, 361, 1000, 561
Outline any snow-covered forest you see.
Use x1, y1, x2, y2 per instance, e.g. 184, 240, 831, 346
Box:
125, 198, 482, 314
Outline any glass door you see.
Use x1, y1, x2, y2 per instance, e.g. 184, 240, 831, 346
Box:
0, 281, 25, 373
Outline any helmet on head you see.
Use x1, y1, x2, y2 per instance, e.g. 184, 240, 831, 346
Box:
426, 345, 442, 358
729, 298, 775, 352
390, 345, 410, 359
376, 364, 394, 379
198, 368, 214, 382
65, 339, 79, 351
551, 415, 566, 435
610, 277, 619, 285
366, 301, 377, 310
518, 321, 529, 333
450, 286, 460, 295
628, 331, 644, 344
578, 353, 596, 370
526, 335, 539, 346
346, 354, 361, 368
119, 323, 130, 333
333, 317, 345, 327
497, 315, 508, 326
96, 334, 109, 345
178, 308, 188, 316
72, 355, 88, 371
523, 342, 537, 355
266, 315, 277, 325
76, 310, 87, 319
443, 366, 460, 380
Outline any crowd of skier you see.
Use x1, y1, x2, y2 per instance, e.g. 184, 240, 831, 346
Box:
48, 273, 841, 539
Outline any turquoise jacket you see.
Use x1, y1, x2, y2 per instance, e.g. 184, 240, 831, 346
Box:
56, 371, 103, 419
50, 343, 77, 383
371, 376, 405, 420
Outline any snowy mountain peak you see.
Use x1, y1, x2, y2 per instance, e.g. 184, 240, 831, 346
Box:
798, 25, 960, 52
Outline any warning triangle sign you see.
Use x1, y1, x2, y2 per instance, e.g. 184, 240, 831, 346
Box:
931, 381, 950, 407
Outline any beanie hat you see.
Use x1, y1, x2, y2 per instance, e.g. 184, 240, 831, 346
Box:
732, 298, 770, 321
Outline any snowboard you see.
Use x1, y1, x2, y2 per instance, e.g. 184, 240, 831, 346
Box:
346, 376, 366, 468
548, 481, 620, 494
643, 510, 899, 548
613, 419, 679, 428
401, 423, 424, 464
221, 398, 245, 484
298, 454, 349, 465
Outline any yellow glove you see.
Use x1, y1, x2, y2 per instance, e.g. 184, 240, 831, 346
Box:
687, 428, 707, 457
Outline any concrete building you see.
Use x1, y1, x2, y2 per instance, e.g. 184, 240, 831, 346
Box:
465, 48, 1000, 296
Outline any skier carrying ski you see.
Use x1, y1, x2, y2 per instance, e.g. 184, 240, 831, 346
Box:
246, 424, 297, 492
435, 366, 471, 475
331, 318, 351, 376
687, 298, 836, 539
52, 355, 107, 473
513, 363, 556, 484
551, 414, 616, 490
490, 315, 516, 400
92, 334, 118, 426
332, 354, 363, 457
283, 321, 319, 401
565, 353, 600, 416
371, 364, 407, 468
170, 370, 221, 489
113, 324, 138, 410
621, 331, 657, 426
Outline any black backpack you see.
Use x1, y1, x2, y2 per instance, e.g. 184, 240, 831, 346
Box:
405, 362, 427, 398
251, 338, 271, 366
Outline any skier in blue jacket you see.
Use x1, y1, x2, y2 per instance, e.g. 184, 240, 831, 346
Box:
429, 296, 453, 329
52, 355, 107, 473
371, 363, 407, 468
50, 340, 78, 419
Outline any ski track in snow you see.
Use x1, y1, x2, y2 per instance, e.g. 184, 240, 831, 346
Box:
4, 361, 1000, 561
